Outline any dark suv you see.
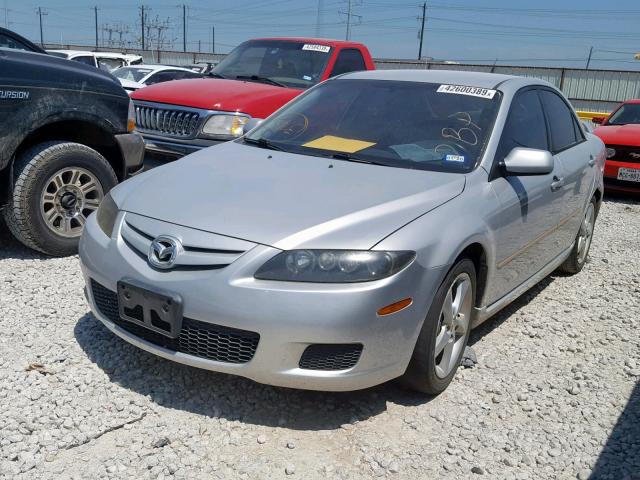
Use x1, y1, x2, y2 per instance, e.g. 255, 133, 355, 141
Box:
0, 28, 144, 256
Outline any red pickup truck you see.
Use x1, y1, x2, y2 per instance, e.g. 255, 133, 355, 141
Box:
131, 37, 375, 158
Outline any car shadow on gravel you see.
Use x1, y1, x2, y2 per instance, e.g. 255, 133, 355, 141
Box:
591, 380, 640, 479
74, 313, 433, 430
0, 219, 46, 261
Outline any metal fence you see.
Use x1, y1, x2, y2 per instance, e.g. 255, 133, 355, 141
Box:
44, 44, 640, 113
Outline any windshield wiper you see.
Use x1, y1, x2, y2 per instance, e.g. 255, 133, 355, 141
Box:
234, 75, 287, 88
329, 152, 387, 166
208, 72, 227, 79
243, 137, 286, 151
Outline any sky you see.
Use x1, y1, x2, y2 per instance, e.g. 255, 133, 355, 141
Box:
3, 0, 640, 70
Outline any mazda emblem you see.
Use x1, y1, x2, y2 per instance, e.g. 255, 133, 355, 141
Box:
148, 236, 182, 269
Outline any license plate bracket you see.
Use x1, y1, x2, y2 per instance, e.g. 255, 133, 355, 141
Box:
117, 279, 183, 338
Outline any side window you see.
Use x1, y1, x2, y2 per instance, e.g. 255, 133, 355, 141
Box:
73, 56, 96, 67
539, 90, 580, 152
329, 49, 366, 78
146, 71, 188, 85
497, 89, 548, 161
0, 33, 32, 51
97, 58, 124, 72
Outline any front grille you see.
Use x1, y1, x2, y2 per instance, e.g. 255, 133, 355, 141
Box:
299, 344, 363, 371
91, 280, 259, 364
135, 104, 201, 138
607, 145, 640, 164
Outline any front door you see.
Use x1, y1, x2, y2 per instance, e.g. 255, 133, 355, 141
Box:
486, 88, 567, 304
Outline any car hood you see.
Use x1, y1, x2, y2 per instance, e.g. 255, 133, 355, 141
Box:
112, 142, 466, 250
595, 124, 640, 146
130, 78, 301, 119
118, 78, 143, 90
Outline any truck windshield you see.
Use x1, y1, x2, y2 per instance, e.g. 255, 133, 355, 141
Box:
245, 79, 501, 173
607, 103, 640, 125
212, 40, 332, 89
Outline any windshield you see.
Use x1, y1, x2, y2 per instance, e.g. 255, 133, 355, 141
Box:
113, 67, 154, 82
246, 79, 501, 173
607, 104, 640, 126
211, 40, 332, 89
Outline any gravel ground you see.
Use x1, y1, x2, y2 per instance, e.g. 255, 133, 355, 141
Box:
0, 195, 639, 480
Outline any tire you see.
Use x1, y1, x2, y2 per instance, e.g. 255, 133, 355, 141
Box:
3, 141, 118, 257
401, 258, 476, 395
557, 197, 597, 275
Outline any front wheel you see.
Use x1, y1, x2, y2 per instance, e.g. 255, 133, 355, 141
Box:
3, 141, 118, 256
401, 258, 476, 395
557, 197, 597, 275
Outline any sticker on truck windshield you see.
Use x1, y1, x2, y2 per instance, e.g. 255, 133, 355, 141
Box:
302, 44, 331, 53
437, 84, 496, 99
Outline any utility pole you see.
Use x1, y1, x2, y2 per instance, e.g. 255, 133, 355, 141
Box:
140, 5, 145, 50
418, 2, 426, 60
212, 25, 215, 54
586, 46, 594, 69
182, 4, 186, 53
3, 0, 8, 28
340, 0, 361, 41
315, 0, 324, 38
36, 7, 46, 47
345, 0, 352, 40
94, 6, 99, 48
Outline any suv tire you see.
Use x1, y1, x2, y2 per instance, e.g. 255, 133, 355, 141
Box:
3, 141, 118, 256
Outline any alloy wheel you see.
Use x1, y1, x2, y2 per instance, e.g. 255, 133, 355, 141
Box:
577, 203, 595, 265
434, 272, 473, 379
40, 167, 104, 238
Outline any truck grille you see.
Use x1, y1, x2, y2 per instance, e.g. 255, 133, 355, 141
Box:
91, 280, 259, 364
607, 145, 640, 164
134, 104, 201, 138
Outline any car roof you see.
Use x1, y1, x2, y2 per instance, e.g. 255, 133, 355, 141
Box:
47, 49, 142, 60
251, 37, 367, 49
338, 69, 546, 90
119, 64, 192, 71
621, 99, 640, 104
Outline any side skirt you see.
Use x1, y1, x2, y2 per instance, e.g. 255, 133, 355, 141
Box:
471, 244, 573, 328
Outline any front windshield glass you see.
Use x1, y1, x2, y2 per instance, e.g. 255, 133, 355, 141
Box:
212, 40, 332, 89
113, 67, 153, 82
246, 79, 501, 173
607, 104, 640, 126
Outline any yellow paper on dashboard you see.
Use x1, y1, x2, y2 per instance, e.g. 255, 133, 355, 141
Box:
303, 135, 376, 153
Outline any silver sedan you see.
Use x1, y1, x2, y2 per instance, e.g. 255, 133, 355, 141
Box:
79, 69, 604, 393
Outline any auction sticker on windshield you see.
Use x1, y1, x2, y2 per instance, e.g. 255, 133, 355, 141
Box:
437, 84, 497, 99
302, 44, 331, 53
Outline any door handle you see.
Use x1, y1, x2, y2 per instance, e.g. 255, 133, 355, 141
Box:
550, 176, 565, 192
588, 155, 596, 167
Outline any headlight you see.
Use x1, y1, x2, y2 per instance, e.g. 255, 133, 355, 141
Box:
254, 250, 416, 283
96, 192, 118, 238
606, 148, 616, 159
201, 114, 250, 139
127, 100, 136, 132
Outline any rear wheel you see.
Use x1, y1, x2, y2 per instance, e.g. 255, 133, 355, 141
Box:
558, 197, 597, 274
3, 141, 118, 256
401, 258, 476, 395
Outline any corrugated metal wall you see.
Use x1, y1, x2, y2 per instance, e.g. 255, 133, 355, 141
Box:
44, 45, 640, 113
375, 59, 640, 112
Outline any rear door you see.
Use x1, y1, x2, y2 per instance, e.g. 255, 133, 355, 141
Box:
486, 87, 567, 302
538, 89, 593, 249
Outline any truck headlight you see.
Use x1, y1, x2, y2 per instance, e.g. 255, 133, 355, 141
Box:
96, 192, 119, 238
201, 114, 250, 139
254, 250, 416, 283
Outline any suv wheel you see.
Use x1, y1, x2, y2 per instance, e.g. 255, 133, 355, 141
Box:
3, 141, 118, 256
401, 258, 476, 395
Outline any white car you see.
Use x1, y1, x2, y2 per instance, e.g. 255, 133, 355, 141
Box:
112, 65, 202, 93
46, 50, 143, 72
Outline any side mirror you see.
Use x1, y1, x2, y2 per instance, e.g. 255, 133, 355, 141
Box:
591, 116, 605, 125
242, 118, 263, 135
502, 147, 554, 176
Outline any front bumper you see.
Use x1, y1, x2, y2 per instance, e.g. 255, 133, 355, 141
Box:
78, 213, 444, 391
142, 134, 221, 159
115, 133, 145, 177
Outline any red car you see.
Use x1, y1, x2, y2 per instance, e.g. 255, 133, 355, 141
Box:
593, 100, 640, 194
131, 37, 375, 159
